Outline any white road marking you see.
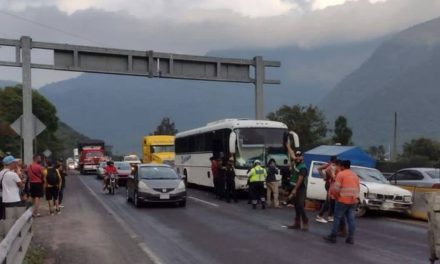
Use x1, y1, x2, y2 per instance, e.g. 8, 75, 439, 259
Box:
78, 176, 164, 264
188, 196, 219, 207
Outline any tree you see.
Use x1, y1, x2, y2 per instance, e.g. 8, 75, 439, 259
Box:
0, 85, 61, 157
368, 145, 387, 161
401, 138, 440, 161
267, 104, 328, 150
332, 116, 353, 145
152, 117, 178, 135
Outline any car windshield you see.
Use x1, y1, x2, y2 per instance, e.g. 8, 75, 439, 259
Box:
426, 170, 440, 179
152, 145, 175, 153
352, 167, 388, 183
115, 162, 131, 170
139, 166, 179, 180
235, 128, 287, 168
124, 156, 139, 161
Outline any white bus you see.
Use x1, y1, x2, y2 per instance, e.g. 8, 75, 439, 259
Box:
175, 119, 299, 190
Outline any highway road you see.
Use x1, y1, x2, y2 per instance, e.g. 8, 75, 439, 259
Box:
76, 173, 428, 264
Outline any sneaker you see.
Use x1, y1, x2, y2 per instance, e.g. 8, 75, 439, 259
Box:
323, 235, 337, 244
59, 205, 65, 208
316, 216, 328, 223
327, 216, 334, 222
345, 238, 354, 245
56, 209, 61, 215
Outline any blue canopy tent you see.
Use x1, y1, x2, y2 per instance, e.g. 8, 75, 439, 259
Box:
304, 145, 376, 169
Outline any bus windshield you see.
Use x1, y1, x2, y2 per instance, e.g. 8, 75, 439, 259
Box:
235, 128, 288, 168
152, 145, 175, 153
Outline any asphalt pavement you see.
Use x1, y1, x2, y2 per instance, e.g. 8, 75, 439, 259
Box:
67, 173, 430, 264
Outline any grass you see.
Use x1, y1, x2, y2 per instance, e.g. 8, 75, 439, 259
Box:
23, 244, 45, 264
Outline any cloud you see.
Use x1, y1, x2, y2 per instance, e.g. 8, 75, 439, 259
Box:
0, 0, 440, 87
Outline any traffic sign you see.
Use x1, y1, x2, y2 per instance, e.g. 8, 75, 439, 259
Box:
10, 114, 46, 139
43, 149, 52, 158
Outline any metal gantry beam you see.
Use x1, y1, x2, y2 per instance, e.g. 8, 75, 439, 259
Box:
0, 36, 281, 164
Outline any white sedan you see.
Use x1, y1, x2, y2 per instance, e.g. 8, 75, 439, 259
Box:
307, 161, 413, 216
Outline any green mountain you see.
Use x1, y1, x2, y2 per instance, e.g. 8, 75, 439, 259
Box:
39, 42, 379, 154
321, 17, 440, 148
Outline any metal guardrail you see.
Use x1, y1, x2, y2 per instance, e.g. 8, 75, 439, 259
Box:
0, 207, 33, 264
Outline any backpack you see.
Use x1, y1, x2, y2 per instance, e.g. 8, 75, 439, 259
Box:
46, 168, 59, 186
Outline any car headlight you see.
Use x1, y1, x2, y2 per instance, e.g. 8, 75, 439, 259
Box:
366, 193, 377, 199
175, 180, 186, 192
138, 181, 153, 193
403, 195, 412, 203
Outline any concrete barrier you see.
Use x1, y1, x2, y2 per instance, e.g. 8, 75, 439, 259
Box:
399, 185, 440, 221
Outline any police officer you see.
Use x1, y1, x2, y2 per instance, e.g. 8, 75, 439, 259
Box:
225, 157, 238, 203
247, 160, 267, 209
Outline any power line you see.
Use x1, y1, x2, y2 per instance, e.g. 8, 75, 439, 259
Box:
0, 9, 103, 46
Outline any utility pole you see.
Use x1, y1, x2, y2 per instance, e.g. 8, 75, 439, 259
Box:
392, 112, 398, 161
254, 56, 264, 120
21, 36, 33, 165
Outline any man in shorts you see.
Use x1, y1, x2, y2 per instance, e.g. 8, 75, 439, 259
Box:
28, 155, 45, 217
44, 160, 62, 215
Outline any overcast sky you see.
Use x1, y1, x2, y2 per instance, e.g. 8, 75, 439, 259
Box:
0, 0, 440, 87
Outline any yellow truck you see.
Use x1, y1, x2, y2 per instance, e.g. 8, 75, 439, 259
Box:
142, 135, 175, 165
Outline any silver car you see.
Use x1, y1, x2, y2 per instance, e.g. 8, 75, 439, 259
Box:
126, 164, 186, 208
388, 168, 440, 188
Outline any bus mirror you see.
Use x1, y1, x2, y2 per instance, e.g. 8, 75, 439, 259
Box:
229, 132, 237, 154
289, 131, 300, 148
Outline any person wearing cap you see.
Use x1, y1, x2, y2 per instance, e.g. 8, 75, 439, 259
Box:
285, 144, 309, 231
224, 157, 238, 203
247, 159, 267, 209
0, 156, 24, 220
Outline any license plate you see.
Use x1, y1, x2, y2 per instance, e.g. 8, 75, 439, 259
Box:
382, 201, 393, 209
160, 194, 170, 200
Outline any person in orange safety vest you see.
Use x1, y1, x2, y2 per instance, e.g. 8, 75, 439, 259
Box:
323, 160, 360, 244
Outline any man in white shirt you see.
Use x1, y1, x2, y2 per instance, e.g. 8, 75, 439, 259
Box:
0, 156, 24, 219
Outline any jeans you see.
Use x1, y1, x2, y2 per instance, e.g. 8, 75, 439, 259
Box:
319, 197, 335, 217
294, 187, 308, 222
225, 179, 237, 202
330, 202, 356, 239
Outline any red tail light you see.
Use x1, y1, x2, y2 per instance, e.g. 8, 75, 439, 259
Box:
432, 184, 440, 189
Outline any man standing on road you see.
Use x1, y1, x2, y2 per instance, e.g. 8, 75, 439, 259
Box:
286, 144, 309, 231
316, 156, 337, 223
247, 160, 267, 209
266, 159, 281, 208
224, 157, 238, 203
324, 160, 360, 244
45, 160, 62, 215
210, 157, 220, 199
28, 155, 45, 217
0, 156, 24, 219
57, 159, 67, 208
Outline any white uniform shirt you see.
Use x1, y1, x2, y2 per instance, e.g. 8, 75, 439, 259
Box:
0, 169, 22, 203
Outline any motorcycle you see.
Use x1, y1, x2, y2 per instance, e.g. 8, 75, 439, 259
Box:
107, 173, 118, 195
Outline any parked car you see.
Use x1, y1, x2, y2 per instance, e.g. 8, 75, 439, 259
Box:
114, 161, 132, 186
126, 164, 186, 208
388, 168, 440, 188
307, 161, 413, 216
96, 161, 107, 179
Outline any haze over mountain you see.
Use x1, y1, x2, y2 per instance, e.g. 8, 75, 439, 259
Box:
321, 16, 440, 148
39, 42, 378, 154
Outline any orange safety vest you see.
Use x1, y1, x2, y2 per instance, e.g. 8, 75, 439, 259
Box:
331, 169, 360, 204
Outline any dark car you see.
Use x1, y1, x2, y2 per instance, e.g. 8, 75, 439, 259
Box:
126, 164, 186, 208
114, 161, 132, 186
